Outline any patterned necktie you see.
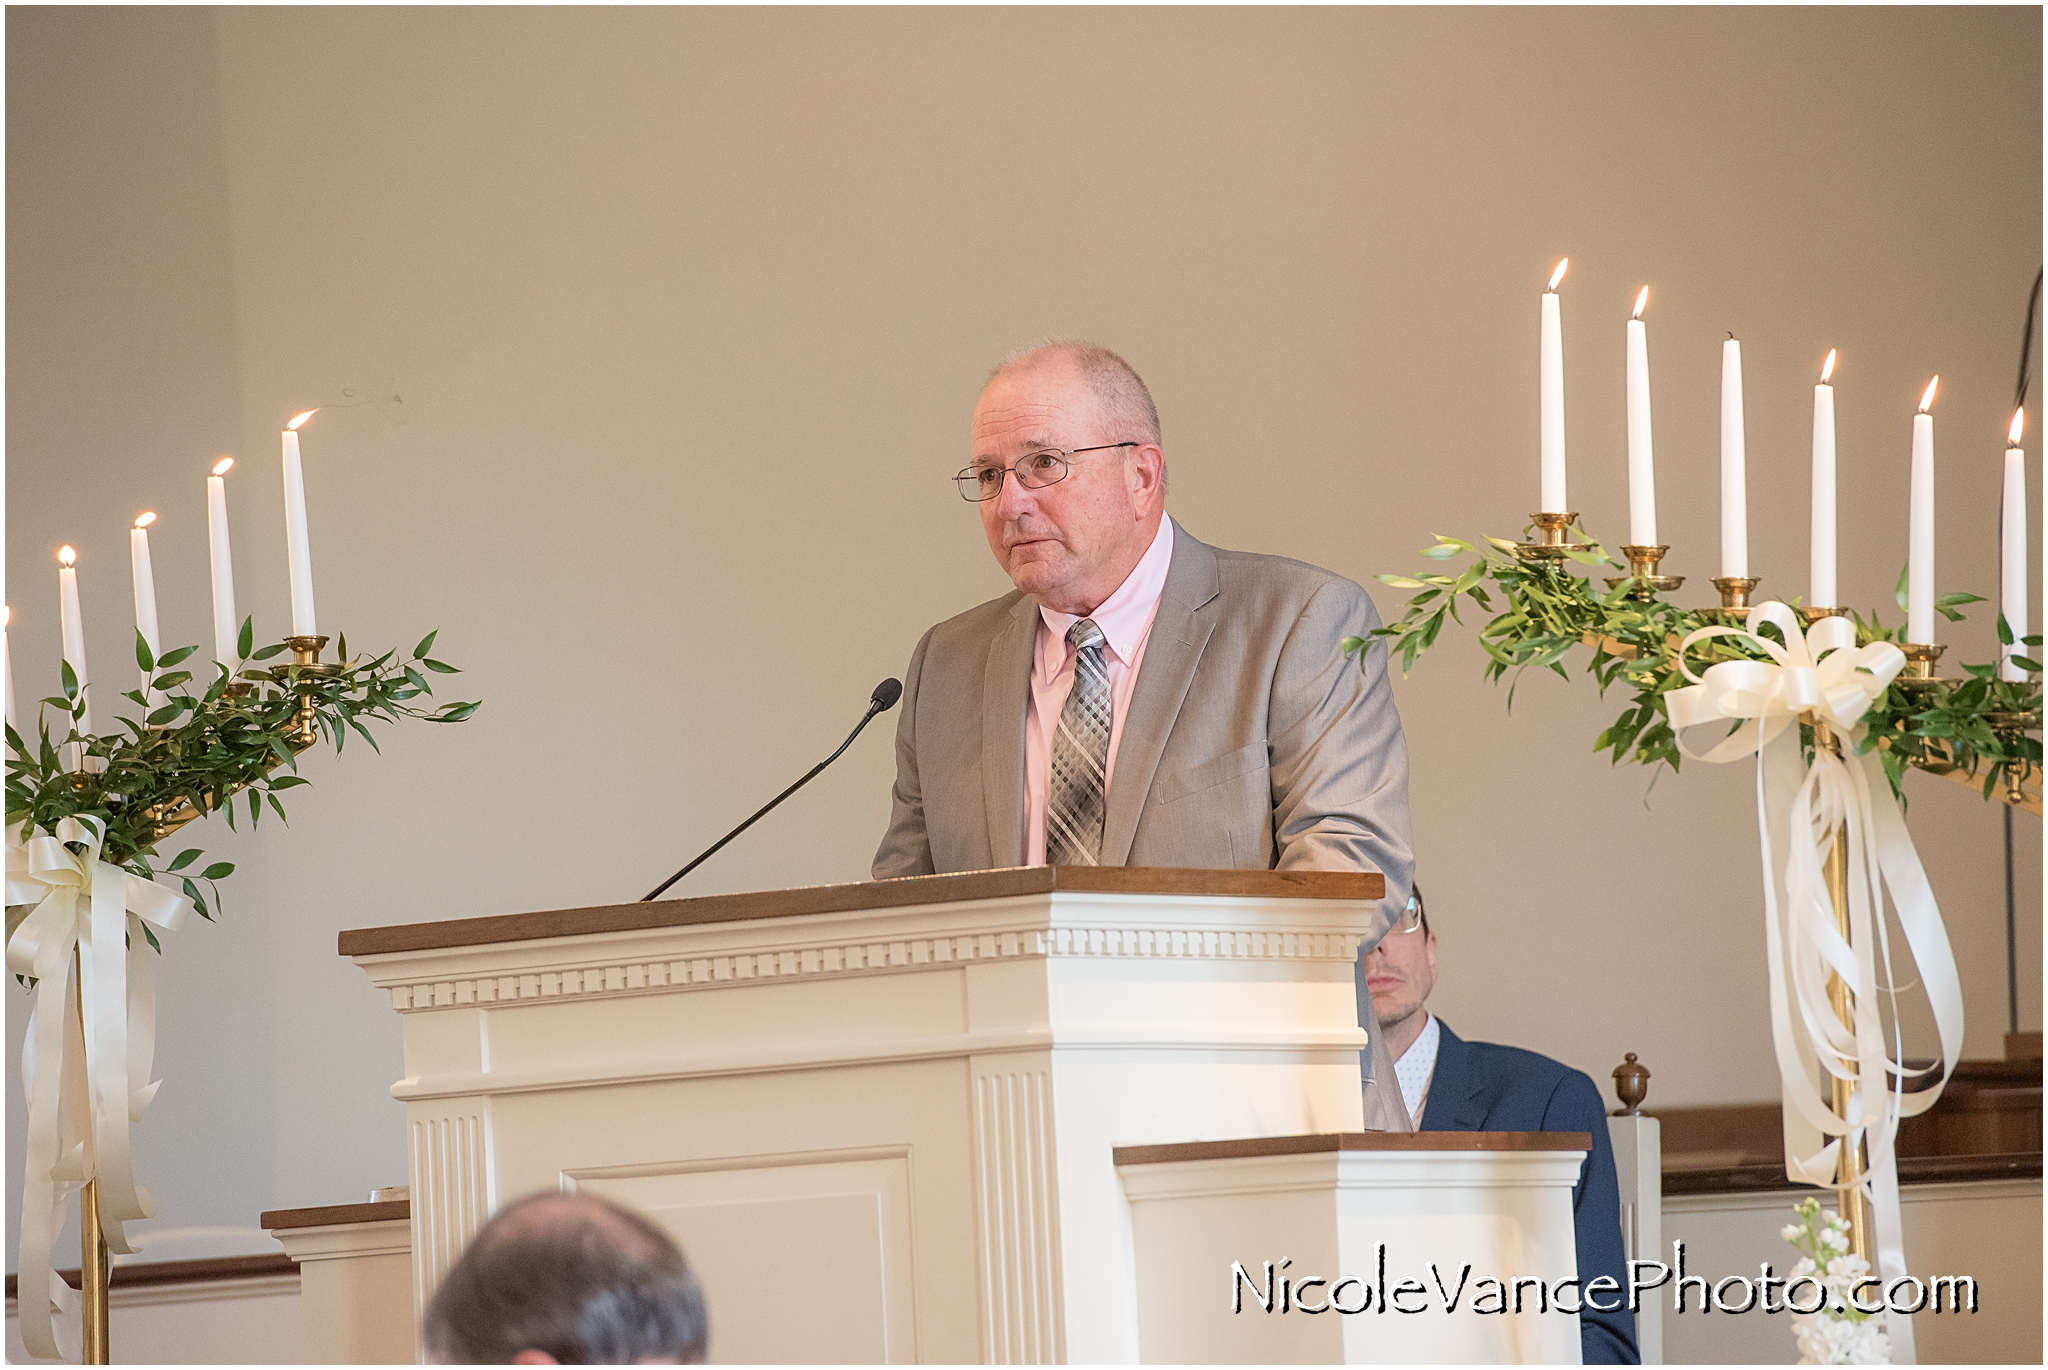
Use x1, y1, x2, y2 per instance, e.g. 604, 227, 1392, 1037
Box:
1046, 618, 1112, 867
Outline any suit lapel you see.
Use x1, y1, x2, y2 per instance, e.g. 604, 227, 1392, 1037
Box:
1100, 520, 1220, 866
1419, 1020, 1486, 1131
981, 596, 1038, 868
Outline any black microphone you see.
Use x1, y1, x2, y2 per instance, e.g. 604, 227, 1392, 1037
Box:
640, 678, 903, 902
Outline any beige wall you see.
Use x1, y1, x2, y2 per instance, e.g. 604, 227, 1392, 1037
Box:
7, 6, 2040, 1272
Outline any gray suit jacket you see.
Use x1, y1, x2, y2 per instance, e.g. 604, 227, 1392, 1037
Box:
873, 519, 1417, 1127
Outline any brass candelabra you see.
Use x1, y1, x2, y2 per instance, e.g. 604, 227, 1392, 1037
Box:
132, 638, 334, 846
65, 634, 341, 1360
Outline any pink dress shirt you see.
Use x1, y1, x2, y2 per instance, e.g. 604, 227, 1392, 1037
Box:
1022, 518, 1176, 865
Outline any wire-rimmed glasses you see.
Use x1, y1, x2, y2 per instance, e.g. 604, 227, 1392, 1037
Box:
954, 442, 1139, 502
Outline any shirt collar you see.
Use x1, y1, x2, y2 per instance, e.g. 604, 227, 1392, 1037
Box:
1393, 1012, 1441, 1126
1037, 517, 1175, 668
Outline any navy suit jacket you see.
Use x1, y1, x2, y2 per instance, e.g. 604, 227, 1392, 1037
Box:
1419, 1021, 1639, 1365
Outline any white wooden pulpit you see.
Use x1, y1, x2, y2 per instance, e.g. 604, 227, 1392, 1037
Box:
342, 866, 1380, 1361
341, 867, 1586, 1364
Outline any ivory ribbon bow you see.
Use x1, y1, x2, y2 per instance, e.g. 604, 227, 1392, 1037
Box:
1667, 604, 1963, 1364
6, 815, 189, 1362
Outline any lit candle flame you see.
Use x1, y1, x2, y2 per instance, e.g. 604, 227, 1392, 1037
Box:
4, 607, 10, 628
58, 546, 76, 567
2011, 408, 2027, 446
1918, 376, 1939, 413
1632, 286, 1648, 319
1821, 349, 1837, 383
212, 456, 235, 476
133, 512, 157, 530
287, 409, 319, 431
1548, 258, 1569, 291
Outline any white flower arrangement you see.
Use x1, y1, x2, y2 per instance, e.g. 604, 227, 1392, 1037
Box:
1783, 1197, 1891, 1365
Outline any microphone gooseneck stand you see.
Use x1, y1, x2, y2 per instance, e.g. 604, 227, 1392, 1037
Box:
640, 678, 902, 902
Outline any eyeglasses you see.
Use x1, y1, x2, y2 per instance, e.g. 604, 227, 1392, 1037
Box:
954, 442, 1139, 502
1390, 895, 1426, 935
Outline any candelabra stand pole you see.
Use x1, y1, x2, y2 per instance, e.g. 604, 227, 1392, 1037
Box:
1810, 715, 1873, 1265
73, 946, 111, 1364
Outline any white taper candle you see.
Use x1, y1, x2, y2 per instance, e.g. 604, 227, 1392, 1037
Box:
3, 607, 16, 759
1625, 288, 1655, 545
1539, 258, 1569, 513
57, 547, 93, 768
1811, 351, 1838, 607
283, 411, 319, 637
1720, 337, 1748, 579
1907, 378, 1938, 645
131, 514, 162, 706
208, 457, 239, 670
2003, 408, 2029, 681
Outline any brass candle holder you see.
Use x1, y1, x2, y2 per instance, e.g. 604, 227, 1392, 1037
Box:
1512, 511, 1591, 563
1605, 545, 1684, 601
1801, 606, 1848, 626
1986, 711, 2040, 806
1707, 576, 1762, 623
1896, 643, 1949, 698
267, 634, 344, 750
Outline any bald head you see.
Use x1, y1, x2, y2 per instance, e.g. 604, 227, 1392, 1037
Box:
488, 1194, 667, 1260
987, 342, 1161, 448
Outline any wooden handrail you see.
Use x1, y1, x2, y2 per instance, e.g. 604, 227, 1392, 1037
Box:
260, 1199, 410, 1230
4, 1254, 296, 1301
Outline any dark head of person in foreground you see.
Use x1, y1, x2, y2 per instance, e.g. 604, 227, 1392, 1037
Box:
422, 1192, 708, 1364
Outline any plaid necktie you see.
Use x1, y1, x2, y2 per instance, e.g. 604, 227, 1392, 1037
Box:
1046, 618, 1111, 866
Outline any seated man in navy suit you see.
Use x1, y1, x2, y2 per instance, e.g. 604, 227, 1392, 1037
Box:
1358, 882, 1639, 1364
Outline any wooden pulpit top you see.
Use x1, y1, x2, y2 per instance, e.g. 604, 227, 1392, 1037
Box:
338, 865, 1385, 958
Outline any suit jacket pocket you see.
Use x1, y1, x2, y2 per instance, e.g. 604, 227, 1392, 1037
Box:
1153, 741, 1267, 806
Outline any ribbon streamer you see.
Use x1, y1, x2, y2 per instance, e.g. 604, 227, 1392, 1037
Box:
1667, 604, 1965, 1364
6, 816, 188, 1362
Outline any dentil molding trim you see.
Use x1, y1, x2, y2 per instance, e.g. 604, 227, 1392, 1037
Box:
378, 923, 1365, 1013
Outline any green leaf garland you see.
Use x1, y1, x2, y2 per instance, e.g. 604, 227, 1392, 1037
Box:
6, 617, 480, 931
1351, 529, 2042, 799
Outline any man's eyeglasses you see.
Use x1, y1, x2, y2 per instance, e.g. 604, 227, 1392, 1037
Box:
954, 443, 1139, 502
1389, 895, 1426, 935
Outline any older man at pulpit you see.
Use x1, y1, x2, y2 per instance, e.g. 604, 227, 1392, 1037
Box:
1362, 881, 1640, 1364
873, 340, 1415, 1130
